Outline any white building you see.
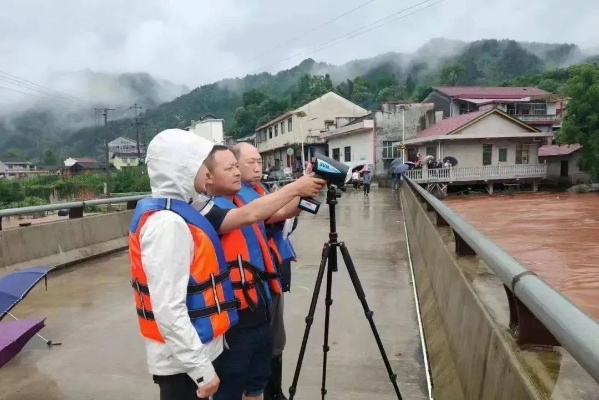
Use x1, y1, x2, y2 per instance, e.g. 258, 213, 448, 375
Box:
321, 102, 437, 177
255, 92, 367, 171
108, 136, 144, 158
320, 115, 375, 171
189, 115, 225, 145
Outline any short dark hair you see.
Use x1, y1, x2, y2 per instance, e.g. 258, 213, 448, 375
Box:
204, 145, 230, 172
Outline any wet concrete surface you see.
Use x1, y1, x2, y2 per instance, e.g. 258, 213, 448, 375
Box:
0, 187, 427, 400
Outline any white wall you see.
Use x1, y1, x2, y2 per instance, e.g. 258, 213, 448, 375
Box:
327, 131, 373, 166
192, 120, 224, 144
416, 139, 541, 168
542, 152, 590, 183
256, 92, 367, 154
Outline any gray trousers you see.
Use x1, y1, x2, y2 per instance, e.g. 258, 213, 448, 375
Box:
269, 293, 286, 356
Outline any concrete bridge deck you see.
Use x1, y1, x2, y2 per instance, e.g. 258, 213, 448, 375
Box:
0, 189, 428, 400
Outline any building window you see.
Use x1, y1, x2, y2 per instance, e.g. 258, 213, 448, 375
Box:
532, 103, 547, 115
332, 148, 340, 161
269, 127, 273, 139
498, 148, 507, 163
425, 146, 437, 160
344, 146, 351, 162
274, 124, 278, 137
482, 144, 493, 166
382, 140, 400, 159
288, 118, 293, 132
281, 122, 285, 134
516, 144, 530, 164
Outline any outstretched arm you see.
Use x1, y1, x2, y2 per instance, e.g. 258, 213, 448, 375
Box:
218, 176, 324, 234
265, 197, 302, 224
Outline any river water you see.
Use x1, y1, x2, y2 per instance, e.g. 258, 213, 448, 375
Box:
445, 192, 599, 321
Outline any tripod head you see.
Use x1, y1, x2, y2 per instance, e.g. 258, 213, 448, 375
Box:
325, 184, 344, 205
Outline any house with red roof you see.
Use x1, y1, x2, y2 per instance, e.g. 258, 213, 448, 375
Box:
538, 144, 589, 184
421, 86, 567, 133
400, 108, 553, 193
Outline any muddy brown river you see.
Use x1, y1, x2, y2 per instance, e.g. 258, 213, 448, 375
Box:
446, 192, 599, 321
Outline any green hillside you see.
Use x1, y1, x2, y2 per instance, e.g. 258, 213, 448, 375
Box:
1, 38, 597, 161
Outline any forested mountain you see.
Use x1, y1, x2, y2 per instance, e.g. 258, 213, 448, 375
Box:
1, 38, 597, 161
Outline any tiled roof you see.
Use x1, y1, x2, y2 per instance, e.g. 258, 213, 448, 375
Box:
538, 144, 582, 157
433, 86, 550, 99
416, 109, 489, 138
74, 157, 98, 163
255, 112, 293, 131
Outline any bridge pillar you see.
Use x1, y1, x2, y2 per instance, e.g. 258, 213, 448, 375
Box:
504, 284, 560, 348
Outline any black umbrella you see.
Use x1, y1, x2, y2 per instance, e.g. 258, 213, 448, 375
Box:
443, 156, 458, 167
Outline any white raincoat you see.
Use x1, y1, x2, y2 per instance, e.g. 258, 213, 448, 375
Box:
139, 129, 220, 387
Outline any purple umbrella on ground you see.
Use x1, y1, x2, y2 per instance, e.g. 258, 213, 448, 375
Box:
0, 317, 46, 368
0, 266, 60, 346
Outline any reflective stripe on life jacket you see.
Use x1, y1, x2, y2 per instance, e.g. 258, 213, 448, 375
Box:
237, 183, 297, 264
129, 197, 239, 344
212, 196, 282, 310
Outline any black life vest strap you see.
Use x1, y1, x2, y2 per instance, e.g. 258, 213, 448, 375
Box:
227, 260, 280, 286
226, 259, 276, 321
131, 269, 231, 297
136, 299, 239, 322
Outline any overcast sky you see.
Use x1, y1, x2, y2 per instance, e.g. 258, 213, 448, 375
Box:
1, 0, 598, 91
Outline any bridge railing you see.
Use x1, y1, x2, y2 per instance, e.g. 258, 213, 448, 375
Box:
404, 176, 599, 382
0, 195, 148, 230
405, 164, 547, 183
0, 179, 297, 230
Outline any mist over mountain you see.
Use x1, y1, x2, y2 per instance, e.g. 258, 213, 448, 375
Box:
1, 38, 597, 161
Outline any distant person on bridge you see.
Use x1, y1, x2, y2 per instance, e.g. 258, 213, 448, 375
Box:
129, 129, 324, 400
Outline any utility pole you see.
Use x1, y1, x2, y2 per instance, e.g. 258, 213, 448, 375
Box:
96, 107, 115, 196
130, 103, 144, 162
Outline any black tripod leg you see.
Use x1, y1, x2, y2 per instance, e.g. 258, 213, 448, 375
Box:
289, 243, 331, 400
320, 242, 336, 400
338, 242, 404, 400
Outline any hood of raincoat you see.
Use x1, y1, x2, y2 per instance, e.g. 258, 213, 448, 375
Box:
145, 129, 215, 203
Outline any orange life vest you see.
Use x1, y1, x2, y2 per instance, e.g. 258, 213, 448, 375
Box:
129, 198, 239, 344
238, 182, 297, 265
213, 196, 282, 316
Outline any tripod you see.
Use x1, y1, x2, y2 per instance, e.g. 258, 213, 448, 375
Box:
289, 185, 403, 400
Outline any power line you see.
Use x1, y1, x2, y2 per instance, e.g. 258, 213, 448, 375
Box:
0, 70, 94, 106
0, 83, 82, 108
217, 0, 378, 78
248, 0, 444, 75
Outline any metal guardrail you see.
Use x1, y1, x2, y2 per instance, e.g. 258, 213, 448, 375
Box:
0, 195, 148, 218
404, 177, 599, 382
0, 195, 148, 230
0, 179, 297, 229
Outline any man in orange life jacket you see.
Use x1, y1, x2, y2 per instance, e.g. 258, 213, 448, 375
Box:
231, 142, 302, 400
195, 145, 324, 400
129, 129, 325, 400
